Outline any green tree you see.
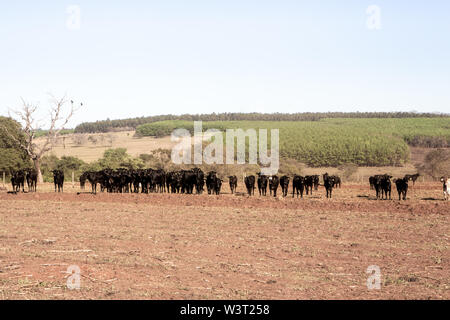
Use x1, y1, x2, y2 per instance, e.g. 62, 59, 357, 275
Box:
0, 117, 31, 174
98, 148, 144, 169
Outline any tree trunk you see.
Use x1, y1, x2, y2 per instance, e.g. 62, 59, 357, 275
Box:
33, 158, 44, 183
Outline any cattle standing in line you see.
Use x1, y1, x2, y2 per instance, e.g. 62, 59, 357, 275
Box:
440, 177, 449, 201
292, 175, 305, 198
394, 177, 409, 200
279, 175, 289, 197
269, 175, 279, 197
25, 169, 38, 192
257, 173, 268, 196
228, 176, 237, 194
370, 174, 391, 200
244, 175, 256, 196
404, 173, 420, 186
323, 173, 336, 198
52, 170, 64, 193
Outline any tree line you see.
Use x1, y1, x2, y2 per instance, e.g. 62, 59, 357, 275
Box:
74, 112, 449, 134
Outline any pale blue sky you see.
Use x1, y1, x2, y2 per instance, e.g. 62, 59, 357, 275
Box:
0, 1, 449, 127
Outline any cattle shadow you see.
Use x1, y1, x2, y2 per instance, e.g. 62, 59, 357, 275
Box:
421, 197, 442, 201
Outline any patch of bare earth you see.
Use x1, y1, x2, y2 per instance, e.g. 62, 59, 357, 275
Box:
0, 183, 448, 300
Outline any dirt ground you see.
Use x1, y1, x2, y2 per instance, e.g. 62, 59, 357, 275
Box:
0, 182, 448, 300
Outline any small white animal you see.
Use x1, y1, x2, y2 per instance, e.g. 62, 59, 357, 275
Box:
440, 177, 450, 201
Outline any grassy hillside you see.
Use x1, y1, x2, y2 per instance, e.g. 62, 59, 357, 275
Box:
135, 118, 450, 167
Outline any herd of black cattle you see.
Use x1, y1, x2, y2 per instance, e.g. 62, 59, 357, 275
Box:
8, 168, 422, 201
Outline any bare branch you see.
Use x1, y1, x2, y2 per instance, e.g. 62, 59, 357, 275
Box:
5, 95, 82, 160
37, 96, 82, 157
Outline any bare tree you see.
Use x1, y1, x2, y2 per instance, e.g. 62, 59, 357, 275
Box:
0, 95, 82, 183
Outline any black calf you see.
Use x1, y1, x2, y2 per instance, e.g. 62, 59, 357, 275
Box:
394, 177, 408, 200
229, 176, 237, 194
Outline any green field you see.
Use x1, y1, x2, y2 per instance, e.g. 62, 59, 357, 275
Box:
136, 118, 450, 167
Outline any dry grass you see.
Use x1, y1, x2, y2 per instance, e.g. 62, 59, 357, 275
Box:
0, 183, 448, 300
35, 131, 176, 162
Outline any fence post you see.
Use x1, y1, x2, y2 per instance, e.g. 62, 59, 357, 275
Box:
72, 171, 75, 188
2, 171, 4, 187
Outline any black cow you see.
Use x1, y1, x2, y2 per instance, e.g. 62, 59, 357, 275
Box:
269, 175, 279, 197
171, 171, 183, 193
25, 169, 38, 192
79, 172, 88, 190
394, 177, 408, 200
380, 175, 392, 200
304, 176, 315, 195
150, 169, 166, 193
229, 175, 237, 194
331, 175, 341, 188
213, 178, 222, 195
312, 175, 320, 191
192, 168, 205, 194
206, 171, 217, 195
292, 175, 305, 198
369, 176, 376, 190
323, 173, 336, 198
244, 175, 255, 196
404, 173, 420, 186
52, 170, 64, 193
84, 171, 102, 194
257, 173, 268, 196
279, 175, 289, 197
370, 174, 391, 200
11, 170, 25, 193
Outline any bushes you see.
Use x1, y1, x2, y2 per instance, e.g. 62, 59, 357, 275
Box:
41, 155, 86, 182
419, 149, 450, 179
404, 135, 449, 148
